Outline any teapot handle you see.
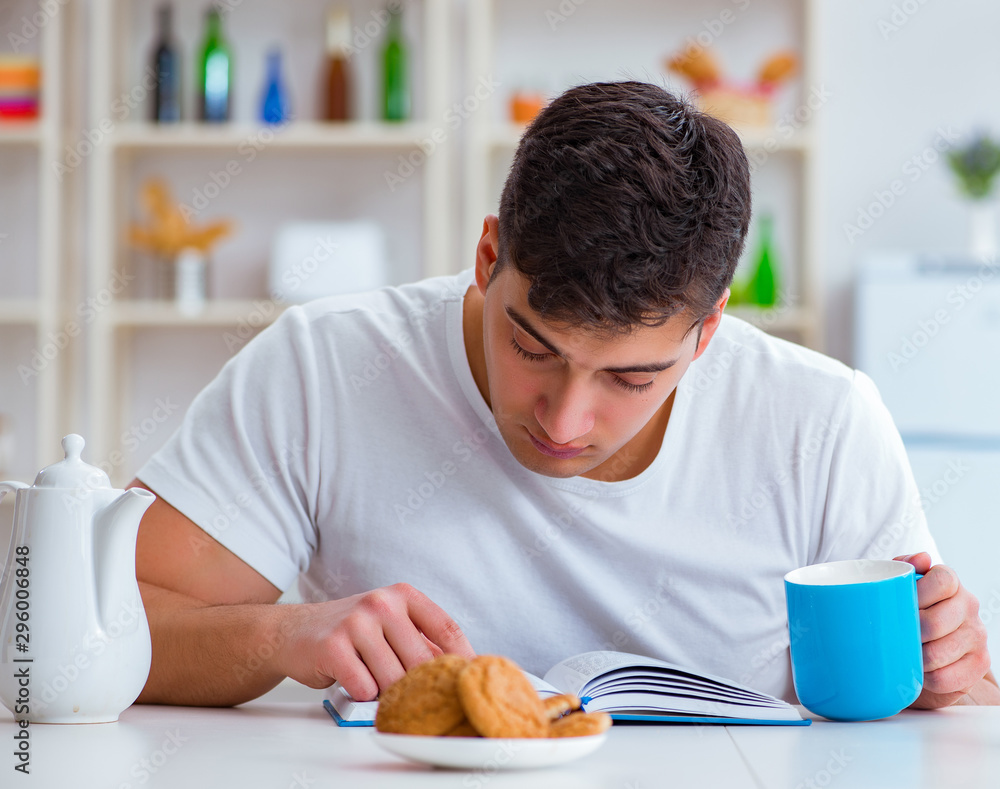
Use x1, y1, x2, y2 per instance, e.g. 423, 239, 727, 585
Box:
0, 482, 29, 572
0, 481, 29, 504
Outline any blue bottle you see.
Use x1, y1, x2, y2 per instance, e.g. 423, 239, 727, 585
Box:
260, 49, 291, 124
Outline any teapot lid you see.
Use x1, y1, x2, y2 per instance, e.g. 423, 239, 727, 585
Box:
33, 434, 111, 489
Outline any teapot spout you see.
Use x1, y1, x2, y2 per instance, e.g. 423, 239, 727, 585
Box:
94, 488, 156, 632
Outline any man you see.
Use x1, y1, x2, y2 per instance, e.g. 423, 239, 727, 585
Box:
132, 82, 996, 709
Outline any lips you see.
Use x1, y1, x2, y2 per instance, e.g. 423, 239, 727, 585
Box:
527, 431, 587, 460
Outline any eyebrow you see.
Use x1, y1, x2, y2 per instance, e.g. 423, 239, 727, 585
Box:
504, 306, 680, 374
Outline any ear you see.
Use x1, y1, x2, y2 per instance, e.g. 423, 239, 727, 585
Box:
691, 288, 730, 362
474, 215, 500, 296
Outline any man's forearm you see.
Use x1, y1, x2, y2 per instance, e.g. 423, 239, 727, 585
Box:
136, 582, 290, 706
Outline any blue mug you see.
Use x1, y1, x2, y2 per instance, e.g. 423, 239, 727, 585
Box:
784, 559, 923, 722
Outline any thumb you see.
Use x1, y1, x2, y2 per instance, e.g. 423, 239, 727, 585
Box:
894, 551, 933, 574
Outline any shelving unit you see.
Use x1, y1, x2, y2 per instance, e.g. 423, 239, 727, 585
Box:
464, 0, 822, 350
0, 7, 65, 481
86, 0, 453, 481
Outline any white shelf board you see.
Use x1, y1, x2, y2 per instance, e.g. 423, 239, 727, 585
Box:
0, 123, 40, 146
727, 305, 817, 334
0, 300, 40, 324
107, 299, 290, 327
111, 121, 439, 151
485, 123, 812, 153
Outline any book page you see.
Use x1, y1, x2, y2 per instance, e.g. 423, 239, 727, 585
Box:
544, 651, 794, 710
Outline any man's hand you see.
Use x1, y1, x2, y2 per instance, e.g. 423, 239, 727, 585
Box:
274, 583, 476, 702
895, 552, 997, 708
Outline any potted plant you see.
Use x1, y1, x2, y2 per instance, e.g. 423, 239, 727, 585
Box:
946, 132, 1000, 260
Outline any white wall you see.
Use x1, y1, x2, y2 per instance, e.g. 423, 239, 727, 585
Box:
816, 0, 1000, 362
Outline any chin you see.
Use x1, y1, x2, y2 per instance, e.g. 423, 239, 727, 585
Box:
502, 433, 603, 479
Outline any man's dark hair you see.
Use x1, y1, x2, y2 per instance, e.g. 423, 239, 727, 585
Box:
494, 81, 751, 334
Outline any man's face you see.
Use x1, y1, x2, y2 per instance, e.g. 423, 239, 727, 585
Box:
477, 263, 718, 481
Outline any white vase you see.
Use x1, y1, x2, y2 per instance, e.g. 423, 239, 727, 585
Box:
968, 201, 997, 262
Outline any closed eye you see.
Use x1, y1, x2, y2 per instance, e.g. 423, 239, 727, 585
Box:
612, 377, 655, 394
509, 335, 549, 362
511, 334, 656, 393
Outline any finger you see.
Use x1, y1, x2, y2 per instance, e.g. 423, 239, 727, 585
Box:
894, 552, 933, 575
916, 564, 961, 609
402, 588, 476, 658
922, 649, 992, 697
919, 600, 964, 643
423, 634, 445, 658
353, 626, 408, 694
922, 622, 981, 672
380, 614, 440, 672
326, 643, 380, 702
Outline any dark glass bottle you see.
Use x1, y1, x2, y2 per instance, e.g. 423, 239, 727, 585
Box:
382, 6, 409, 121
324, 5, 351, 121
197, 8, 232, 122
150, 3, 180, 122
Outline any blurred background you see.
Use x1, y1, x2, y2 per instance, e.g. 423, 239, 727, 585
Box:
1, 1, 999, 657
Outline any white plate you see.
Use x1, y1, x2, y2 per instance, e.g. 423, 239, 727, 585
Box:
372, 732, 607, 770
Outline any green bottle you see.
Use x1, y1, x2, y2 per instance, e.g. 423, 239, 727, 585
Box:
382, 6, 409, 121
748, 213, 778, 307
198, 8, 232, 122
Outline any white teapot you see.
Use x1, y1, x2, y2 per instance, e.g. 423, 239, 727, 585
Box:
0, 434, 155, 723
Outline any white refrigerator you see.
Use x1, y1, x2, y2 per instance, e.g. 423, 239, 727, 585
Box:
855, 254, 1000, 662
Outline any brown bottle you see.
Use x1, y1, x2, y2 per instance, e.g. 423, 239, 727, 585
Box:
324, 6, 351, 121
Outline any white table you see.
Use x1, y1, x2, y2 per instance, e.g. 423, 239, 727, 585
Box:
1, 698, 998, 788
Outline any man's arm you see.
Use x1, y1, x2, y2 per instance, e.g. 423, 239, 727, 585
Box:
132, 481, 475, 706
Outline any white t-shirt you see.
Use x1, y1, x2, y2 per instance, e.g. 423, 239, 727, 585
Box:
137, 270, 939, 701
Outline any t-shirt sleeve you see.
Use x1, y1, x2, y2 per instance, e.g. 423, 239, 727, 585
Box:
812, 369, 942, 566
136, 306, 322, 592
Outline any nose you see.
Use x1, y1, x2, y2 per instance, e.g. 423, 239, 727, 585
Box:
535, 379, 595, 446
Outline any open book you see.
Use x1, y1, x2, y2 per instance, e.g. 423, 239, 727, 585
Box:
322, 650, 809, 727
